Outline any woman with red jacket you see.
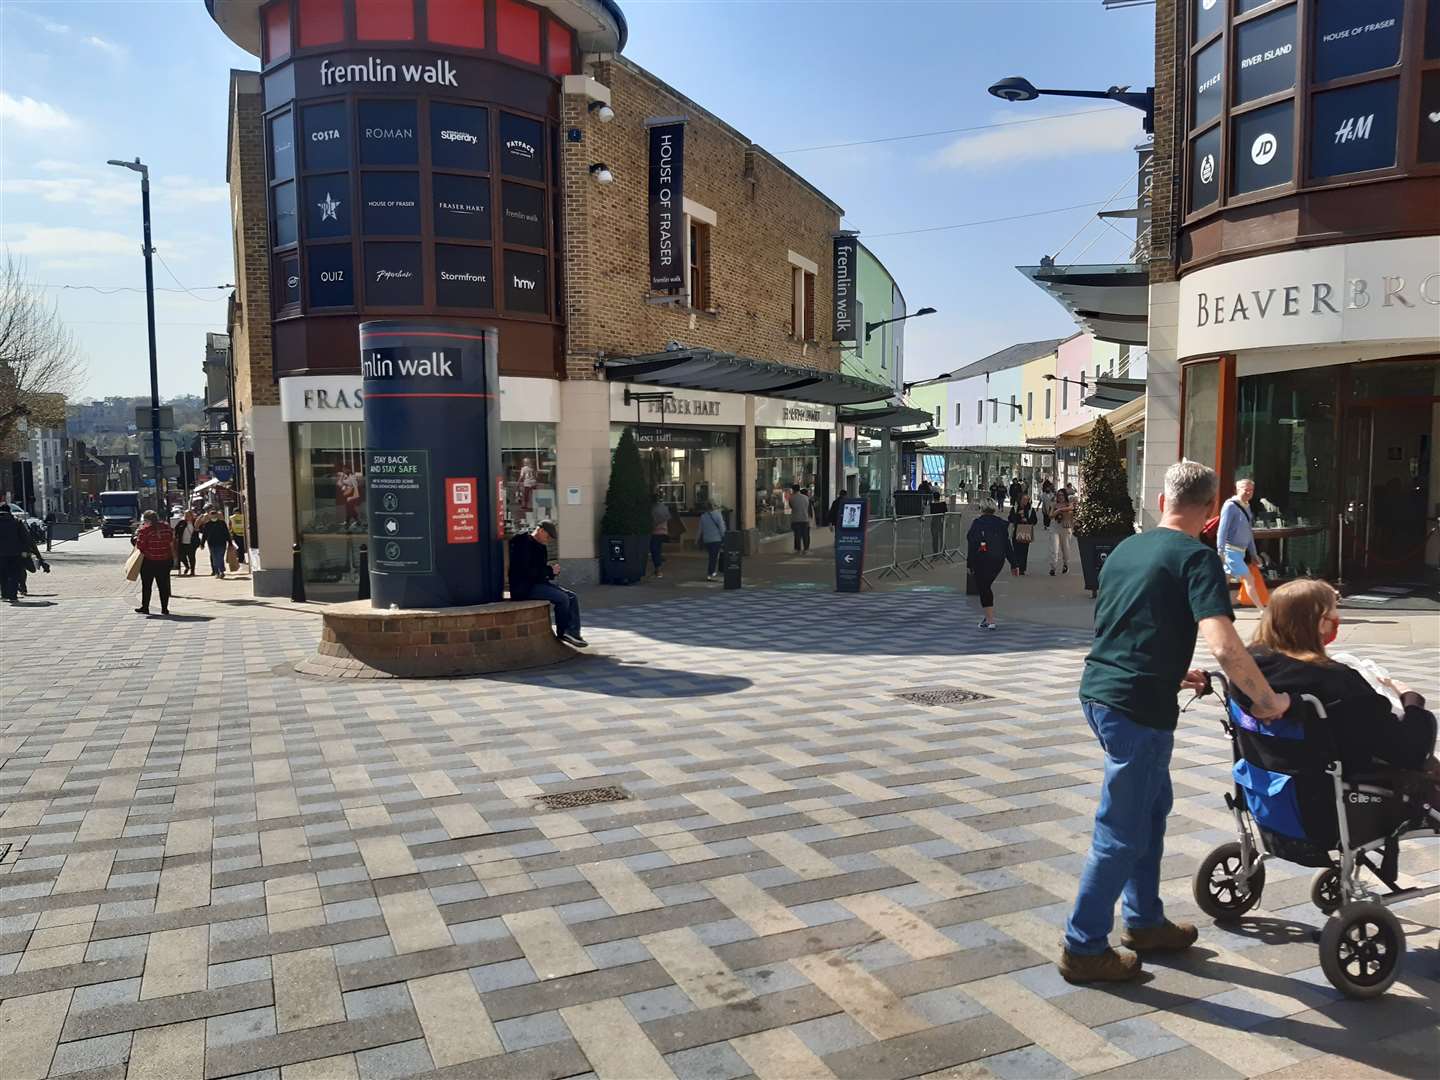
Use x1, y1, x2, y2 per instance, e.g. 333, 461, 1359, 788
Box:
132, 509, 176, 616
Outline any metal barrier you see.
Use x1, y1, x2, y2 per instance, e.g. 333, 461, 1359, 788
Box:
860, 509, 969, 586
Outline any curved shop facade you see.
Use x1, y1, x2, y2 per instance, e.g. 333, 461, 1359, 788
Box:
1151, 0, 1440, 591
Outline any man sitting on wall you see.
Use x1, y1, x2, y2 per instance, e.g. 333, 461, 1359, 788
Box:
509, 520, 588, 648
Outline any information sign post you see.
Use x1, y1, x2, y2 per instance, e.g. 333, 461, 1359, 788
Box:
834, 498, 868, 593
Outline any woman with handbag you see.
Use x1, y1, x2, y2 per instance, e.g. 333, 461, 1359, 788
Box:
1009, 494, 1038, 576
200, 510, 233, 579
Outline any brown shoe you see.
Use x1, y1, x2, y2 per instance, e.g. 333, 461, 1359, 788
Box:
1121, 920, 1198, 954
1057, 946, 1142, 984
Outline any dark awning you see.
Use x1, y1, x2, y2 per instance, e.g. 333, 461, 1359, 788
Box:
605, 348, 894, 405
1016, 263, 1149, 347
1083, 377, 1145, 409
897, 426, 940, 443
837, 404, 935, 430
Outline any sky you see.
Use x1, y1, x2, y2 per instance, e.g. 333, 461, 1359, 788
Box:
0, 0, 1156, 399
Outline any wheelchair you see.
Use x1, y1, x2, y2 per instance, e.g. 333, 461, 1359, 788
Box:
1189, 673, 1440, 998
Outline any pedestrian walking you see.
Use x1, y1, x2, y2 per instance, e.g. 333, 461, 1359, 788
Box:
827, 492, 846, 532
131, 509, 176, 616
1009, 494, 1038, 575
1217, 478, 1270, 609
989, 479, 1006, 509
1059, 461, 1290, 984
508, 520, 588, 647
229, 507, 248, 565
1050, 485, 1076, 574
648, 492, 670, 579
698, 501, 727, 580
200, 510, 232, 578
176, 511, 199, 576
1008, 476, 1025, 510
789, 484, 811, 553
966, 499, 1012, 630
1039, 479, 1055, 526
0, 506, 46, 603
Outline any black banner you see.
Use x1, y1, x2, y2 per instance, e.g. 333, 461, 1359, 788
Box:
648, 122, 685, 291
832, 234, 858, 341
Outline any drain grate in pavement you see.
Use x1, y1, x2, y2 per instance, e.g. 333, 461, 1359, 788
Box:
895, 686, 994, 707
535, 785, 631, 811
94, 660, 142, 671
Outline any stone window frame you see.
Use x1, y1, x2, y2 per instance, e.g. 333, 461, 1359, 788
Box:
682, 196, 717, 313
787, 249, 818, 343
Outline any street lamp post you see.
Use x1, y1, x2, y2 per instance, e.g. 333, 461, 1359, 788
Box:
865, 306, 936, 344
987, 76, 1155, 134
107, 157, 164, 509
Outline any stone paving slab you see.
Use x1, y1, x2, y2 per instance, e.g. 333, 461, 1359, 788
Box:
2, 533, 1438, 1079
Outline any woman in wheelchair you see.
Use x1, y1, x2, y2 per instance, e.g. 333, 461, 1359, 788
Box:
1246, 579, 1438, 789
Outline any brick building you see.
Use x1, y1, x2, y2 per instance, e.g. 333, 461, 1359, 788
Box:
1143, 0, 1440, 588
206, 0, 897, 596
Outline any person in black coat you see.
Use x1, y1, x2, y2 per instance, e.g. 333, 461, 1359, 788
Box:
509, 521, 588, 647
1008, 495, 1039, 576
0, 508, 45, 603
966, 500, 1013, 630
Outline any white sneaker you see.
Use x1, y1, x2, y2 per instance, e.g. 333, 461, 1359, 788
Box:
978, 620, 997, 630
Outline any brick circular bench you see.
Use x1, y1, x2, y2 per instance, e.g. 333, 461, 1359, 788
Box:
296, 599, 574, 679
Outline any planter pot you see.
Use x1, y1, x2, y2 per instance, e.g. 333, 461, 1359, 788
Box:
600, 535, 646, 585
1077, 532, 1131, 597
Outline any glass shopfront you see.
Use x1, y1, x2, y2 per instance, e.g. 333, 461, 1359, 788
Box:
291, 420, 368, 597
755, 428, 827, 538
610, 425, 740, 544
501, 421, 557, 537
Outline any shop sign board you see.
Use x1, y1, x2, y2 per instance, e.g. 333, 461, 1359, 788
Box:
753, 399, 837, 430
1177, 236, 1440, 359
366, 449, 434, 574
280, 375, 555, 422
833, 498, 868, 593
832, 234, 858, 341
608, 382, 745, 427
647, 121, 685, 291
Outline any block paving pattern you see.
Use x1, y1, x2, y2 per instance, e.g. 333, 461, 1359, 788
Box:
2, 540, 1439, 1079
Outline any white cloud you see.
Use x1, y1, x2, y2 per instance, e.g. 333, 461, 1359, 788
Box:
83, 35, 126, 59
934, 109, 1141, 170
5, 223, 137, 266
0, 91, 75, 132
156, 176, 229, 206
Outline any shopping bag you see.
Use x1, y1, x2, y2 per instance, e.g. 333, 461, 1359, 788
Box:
226, 545, 239, 572
124, 548, 143, 582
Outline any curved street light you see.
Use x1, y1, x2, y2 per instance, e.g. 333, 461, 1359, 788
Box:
865, 306, 936, 343
987, 76, 1155, 134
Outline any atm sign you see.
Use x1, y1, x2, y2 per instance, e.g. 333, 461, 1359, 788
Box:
446, 477, 478, 544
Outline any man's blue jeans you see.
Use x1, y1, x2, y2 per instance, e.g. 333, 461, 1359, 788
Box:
1064, 701, 1174, 955
527, 581, 581, 638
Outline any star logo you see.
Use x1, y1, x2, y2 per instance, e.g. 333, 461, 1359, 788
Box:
317, 192, 341, 222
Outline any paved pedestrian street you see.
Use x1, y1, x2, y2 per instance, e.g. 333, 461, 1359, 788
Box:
2, 537, 1438, 1080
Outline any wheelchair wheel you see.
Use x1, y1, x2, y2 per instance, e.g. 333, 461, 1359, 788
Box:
1193, 841, 1265, 919
1310, 867, 1342, 916
1320, 902, 1404, 999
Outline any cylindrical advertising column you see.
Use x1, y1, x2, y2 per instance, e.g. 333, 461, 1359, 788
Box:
360, 321, 502, 609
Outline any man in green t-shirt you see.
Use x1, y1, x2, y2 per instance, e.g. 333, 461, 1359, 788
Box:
1059, 461, 1290, 984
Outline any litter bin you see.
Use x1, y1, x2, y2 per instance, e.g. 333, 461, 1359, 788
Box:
722, 531, 743, 590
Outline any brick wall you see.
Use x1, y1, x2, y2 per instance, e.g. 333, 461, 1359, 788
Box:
227, 70, 277, 422
560, 57, 844, 380
1148, 0, 1181, 285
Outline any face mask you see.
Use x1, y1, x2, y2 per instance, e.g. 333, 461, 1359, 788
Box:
1322, 616, 1340, 646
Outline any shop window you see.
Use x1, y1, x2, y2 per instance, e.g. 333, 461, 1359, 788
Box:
756, 428, 822, 538
263, 1, 291, 62
272, 181, 298, 246
1181, 361, 1221, 470
306, 173, 350, 238
498, 112, 544, 180
431, 103, 489, 171
364, 241, 424, 306
436, 244, 493, 308
791, 266, 815, 340
1233, 4, 1297, 106
496, 0, 541, 65
501, 422, 557, 536
503, 249, 547, 314
1310, 79, 1399, 180
359, 101, 418, 166
292, 420, 367, 598
303, 102, 348, 171
1230, 99, 1294, 195
502, 181, 546, 248
1313, 0, 1402, 83
356, 0, 414, 40
428, 0, 485, 49
297, 0, 344, 48
688, 221, 712, 309
546, 19, 575, 76
307, 243, 354, 308
362, 172, 420, 234
433, 174, 491, 239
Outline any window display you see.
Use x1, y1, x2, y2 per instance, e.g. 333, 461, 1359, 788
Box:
291, 420, 367, 597
501, 422, 557, 536
755, 428, 824, 538
610, 426, 739, 543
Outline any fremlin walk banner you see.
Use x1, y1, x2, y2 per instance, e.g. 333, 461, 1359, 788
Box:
648, 122, 685, 292
832, 233, 858, 341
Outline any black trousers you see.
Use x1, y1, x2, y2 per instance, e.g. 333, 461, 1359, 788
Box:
140, 558, 172, 612
706, 541, 722, 576
972, 557, 1005, 607
792, 522, 811, 551
180, 542, 198, 574
1013, 541, 1031, 573
0, 555, 22, 600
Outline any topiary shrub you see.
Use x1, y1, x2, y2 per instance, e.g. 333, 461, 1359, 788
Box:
1074, 414, 1134, 537
600, 427, 652, 537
